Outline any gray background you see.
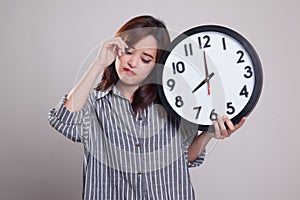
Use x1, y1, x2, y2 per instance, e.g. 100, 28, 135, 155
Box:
1, 0, 299, 199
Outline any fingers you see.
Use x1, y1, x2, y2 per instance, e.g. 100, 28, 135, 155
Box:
224, 115, 235, 133
235, 117, 246, 129
212, 115, 246, 139
105, 37, 128, 57
97, 37, 129, 67
115, 37, 128, 56
212, 121, 221, 139
212, 116, 225, 139
213, 115, 228, 139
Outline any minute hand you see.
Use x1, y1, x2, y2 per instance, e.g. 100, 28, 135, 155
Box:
203, 50, 211, 95
192, 72, 215, 93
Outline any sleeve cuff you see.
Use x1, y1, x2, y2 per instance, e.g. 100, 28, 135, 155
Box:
183, 144, 206, 168
48, 94, 90, 143
51, 95, 84, 125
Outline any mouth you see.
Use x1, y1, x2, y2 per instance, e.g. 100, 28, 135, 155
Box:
123, 68, 136, 75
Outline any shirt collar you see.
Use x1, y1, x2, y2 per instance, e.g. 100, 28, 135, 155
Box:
94, 85, 127, 100
94, 87, 112, 100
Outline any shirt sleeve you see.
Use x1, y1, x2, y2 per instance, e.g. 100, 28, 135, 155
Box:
183, 138, 206, 168
180, 125, 206, 168
48, 94, 92, 143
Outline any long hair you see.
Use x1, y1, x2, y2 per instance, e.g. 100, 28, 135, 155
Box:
95, 15, 170, 113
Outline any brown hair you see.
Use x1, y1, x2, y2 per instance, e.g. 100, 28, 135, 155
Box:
95, 15, 170, 113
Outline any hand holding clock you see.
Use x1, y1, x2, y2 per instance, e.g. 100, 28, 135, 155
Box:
208, 115, 246, 139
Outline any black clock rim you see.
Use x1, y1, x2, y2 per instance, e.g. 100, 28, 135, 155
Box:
156, 25, 263, 131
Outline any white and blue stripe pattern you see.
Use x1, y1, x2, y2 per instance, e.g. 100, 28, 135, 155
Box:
48, 86, 205, 200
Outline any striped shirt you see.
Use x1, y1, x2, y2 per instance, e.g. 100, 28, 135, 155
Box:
48, 86, 205, 200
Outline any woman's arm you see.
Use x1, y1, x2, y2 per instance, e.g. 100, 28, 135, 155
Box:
187, 131, 214, 163
188, 115, 246, 162
65, 37, 128, 112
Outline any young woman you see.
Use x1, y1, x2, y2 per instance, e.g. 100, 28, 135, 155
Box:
48, 15, 245, 200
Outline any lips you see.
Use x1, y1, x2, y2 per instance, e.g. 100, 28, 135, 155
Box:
123, 68, 136, 75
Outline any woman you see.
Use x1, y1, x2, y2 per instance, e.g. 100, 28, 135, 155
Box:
48, 15, 245, 200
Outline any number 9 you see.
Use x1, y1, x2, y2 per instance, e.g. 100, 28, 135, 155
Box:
167, 79, 175, 91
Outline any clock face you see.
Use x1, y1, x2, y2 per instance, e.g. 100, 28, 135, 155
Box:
158, 25, 263, 131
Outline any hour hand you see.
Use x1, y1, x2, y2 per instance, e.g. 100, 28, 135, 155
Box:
192, 72, 215, 93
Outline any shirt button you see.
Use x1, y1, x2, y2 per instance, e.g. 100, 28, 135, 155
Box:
138, 117, 143, 121
135, 143, 140, 147
137, 171, 142, 175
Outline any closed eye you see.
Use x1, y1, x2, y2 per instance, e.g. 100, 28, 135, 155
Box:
125, 47, 153, 64
141, 58, 151, 64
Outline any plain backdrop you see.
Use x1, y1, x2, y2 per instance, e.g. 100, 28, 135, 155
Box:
1, 0, 299, 199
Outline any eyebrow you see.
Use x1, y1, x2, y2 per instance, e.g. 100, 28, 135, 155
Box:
131, 46, 155, 59
143, 52, 154, 59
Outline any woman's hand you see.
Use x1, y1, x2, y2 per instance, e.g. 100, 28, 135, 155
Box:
209, 115, 246, 139
96, 37, 128, 68
65, 37, 128, 112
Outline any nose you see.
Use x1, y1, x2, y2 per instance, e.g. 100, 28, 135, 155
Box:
128, 54, 138, 68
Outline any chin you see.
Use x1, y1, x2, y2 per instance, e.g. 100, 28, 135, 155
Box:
118, 78, 140, 87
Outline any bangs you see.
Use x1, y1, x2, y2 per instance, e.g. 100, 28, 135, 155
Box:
117, 27, 156, 48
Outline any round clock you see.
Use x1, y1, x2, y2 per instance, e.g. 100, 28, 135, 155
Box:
157, 25, 263, 131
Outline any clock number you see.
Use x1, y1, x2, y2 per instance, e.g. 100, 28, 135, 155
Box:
175, 96, 184, 108
193, 106, 202, 119
198, 35, 211, 49
244, 66, 253, 78
184, 43, 193, 56
226, 102, 236, 115
172, 61, 185, 74
166, 79, 175, 91
236, 50, 245, 63
222, 37, 226, 50
239, 85, 249, 98
209, 109, 218, 121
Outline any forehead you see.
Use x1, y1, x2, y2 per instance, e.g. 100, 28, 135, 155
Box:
133, 35, 158, 54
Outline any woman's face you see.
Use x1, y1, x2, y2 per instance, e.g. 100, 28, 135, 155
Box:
115, 35, 158, 88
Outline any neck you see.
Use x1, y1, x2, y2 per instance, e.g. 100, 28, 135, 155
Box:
116, 81, 139, 102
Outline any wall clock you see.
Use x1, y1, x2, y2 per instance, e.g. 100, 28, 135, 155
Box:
157, 25, 263, 131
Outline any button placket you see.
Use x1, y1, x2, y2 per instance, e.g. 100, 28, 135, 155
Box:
136, 115, 144, 176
